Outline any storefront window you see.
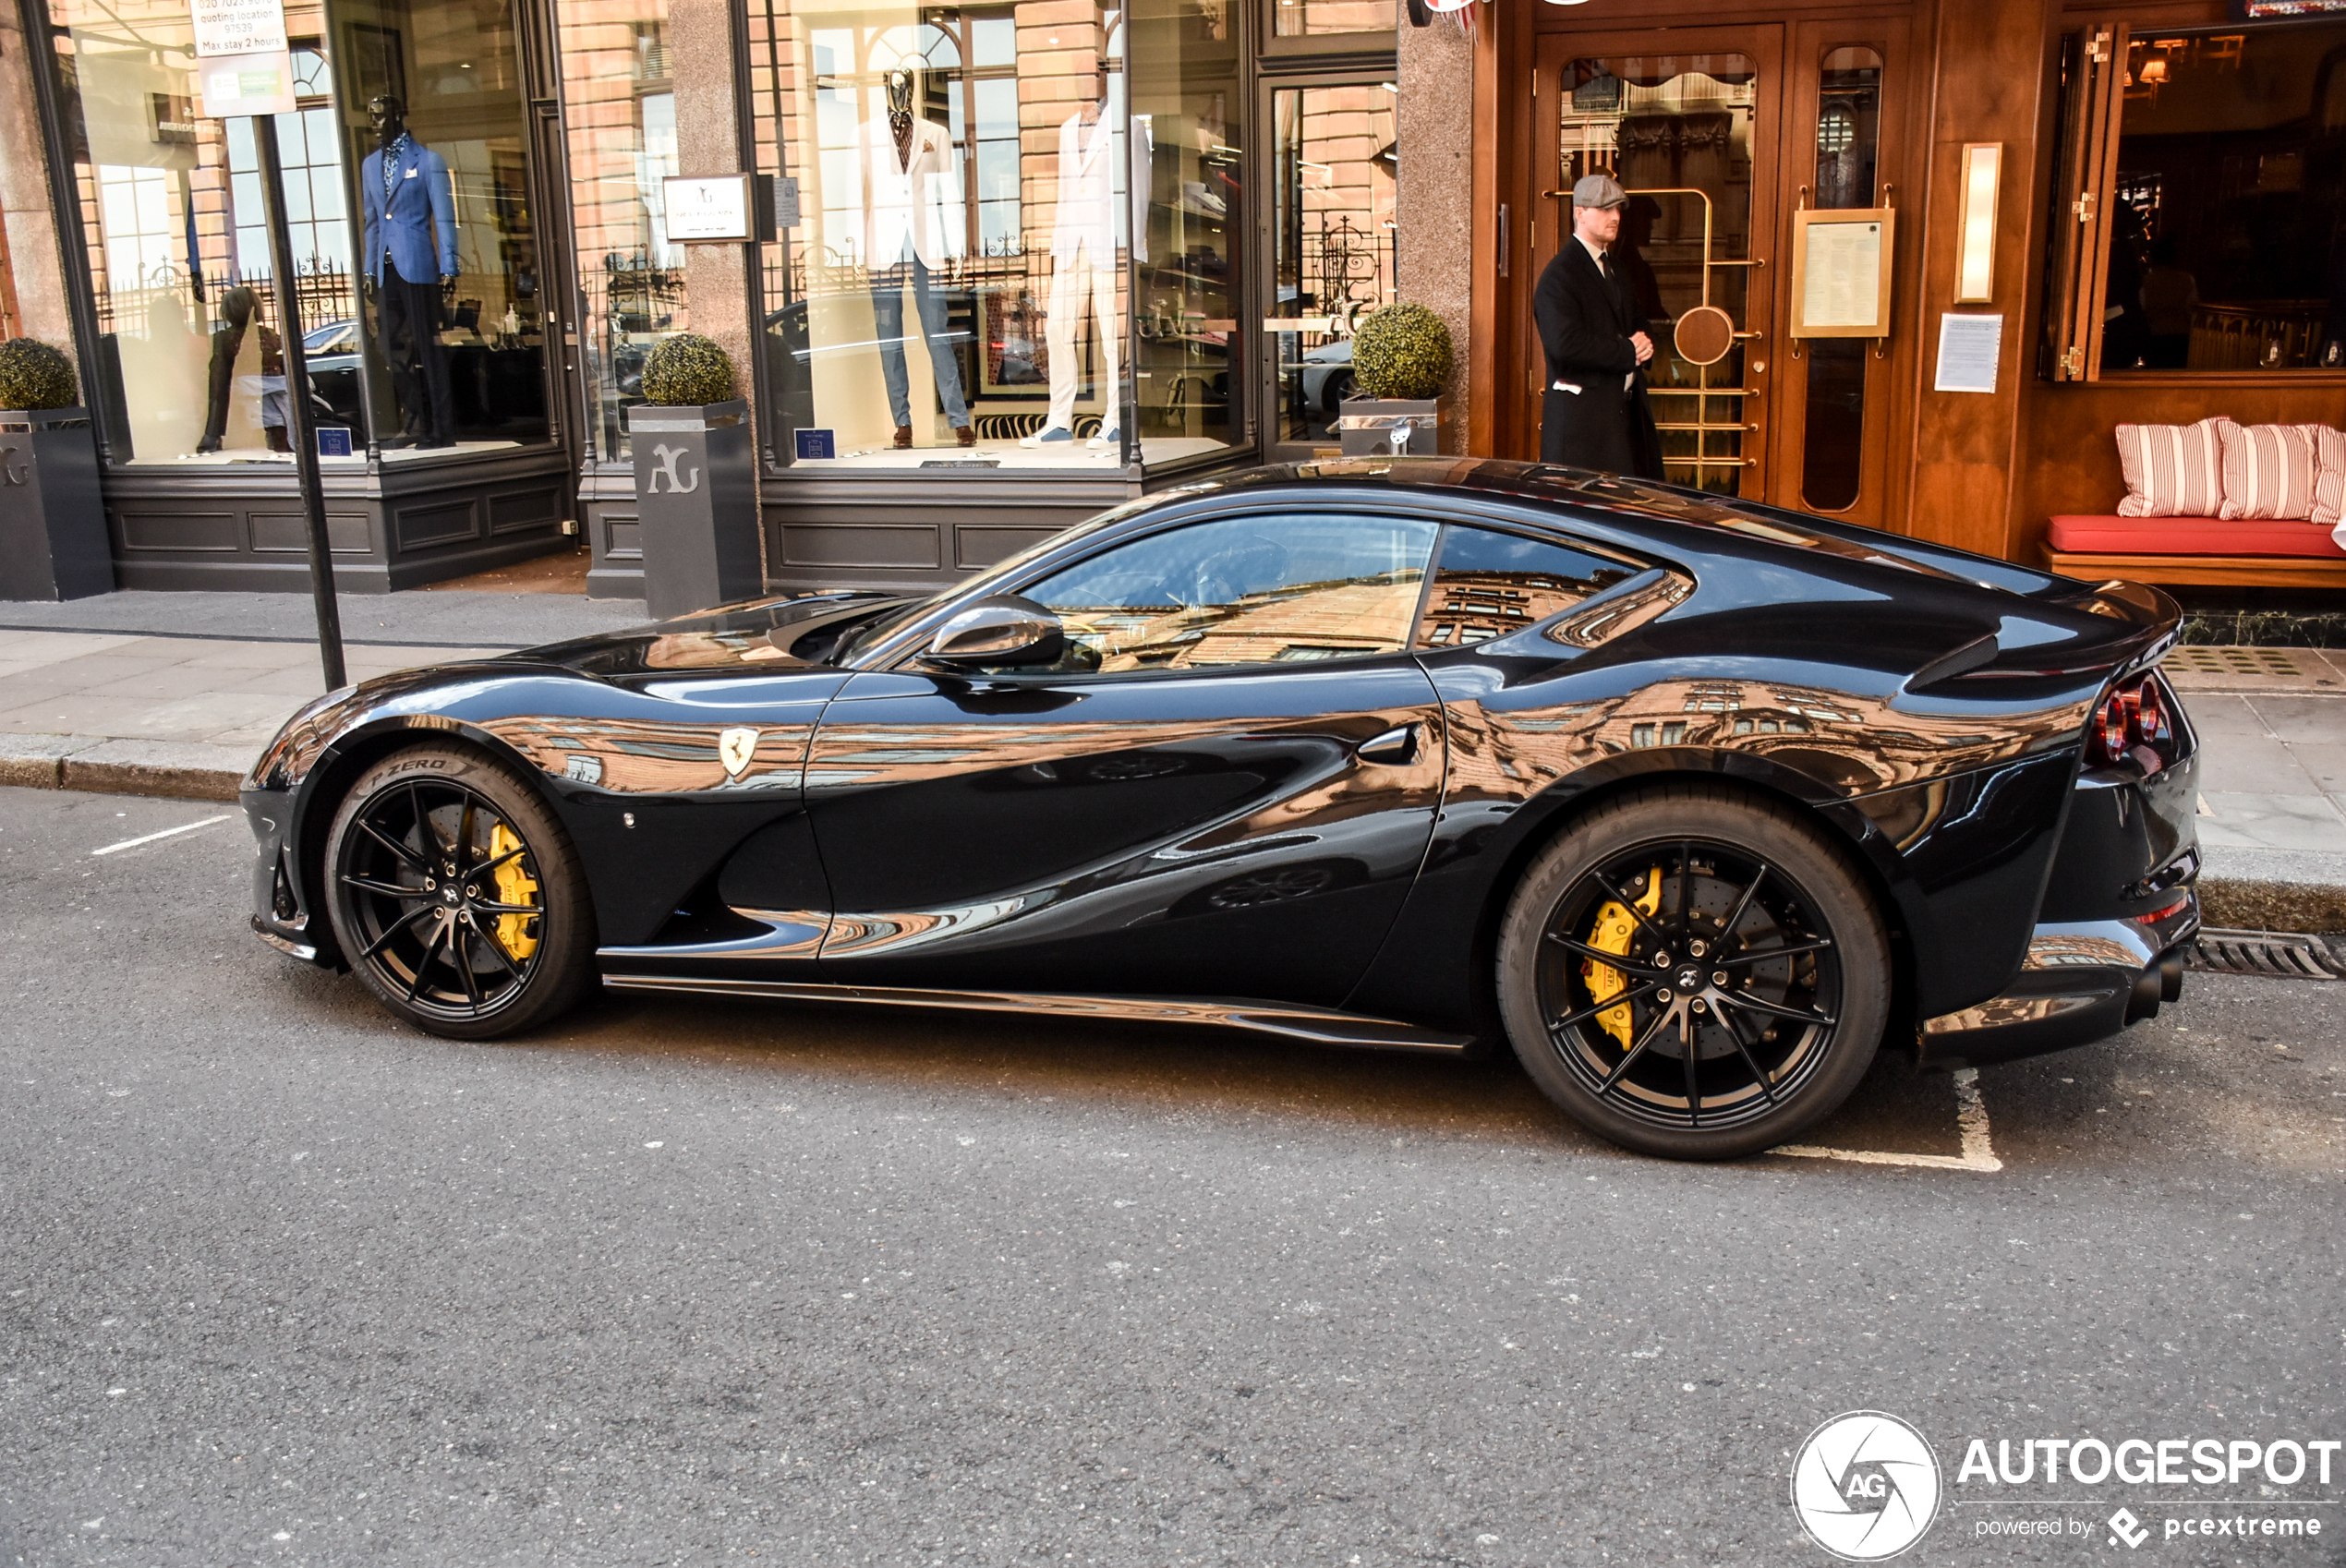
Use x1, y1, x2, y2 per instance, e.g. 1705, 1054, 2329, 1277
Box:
559, 0, 688, 462
2102, 22, 2346, 370
333, 0, 551, 451
744, 0, 1246, 472
1271, 0, 1394, 42
1269, 81, 1396, 452
1131, 0, 1245, 466
47, 0, 353, 463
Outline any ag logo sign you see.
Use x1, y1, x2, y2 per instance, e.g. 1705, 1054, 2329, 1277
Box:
1791, 1411, 1942, 1561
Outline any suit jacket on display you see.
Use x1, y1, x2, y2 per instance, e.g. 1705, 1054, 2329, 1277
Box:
1533, 238, 1664, 478
361, 139, 458, 283
864, 117, 962, 271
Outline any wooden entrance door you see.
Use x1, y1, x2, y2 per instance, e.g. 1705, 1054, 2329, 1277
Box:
1517, 13, 1922, 528
1529, 26, 1785, 499
1763, 16, 1922, 531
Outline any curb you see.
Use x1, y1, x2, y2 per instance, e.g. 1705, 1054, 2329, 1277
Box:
2195, 877, 2346, 936
0, 736, 245, 802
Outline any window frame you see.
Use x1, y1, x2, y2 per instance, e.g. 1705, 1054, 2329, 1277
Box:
2043, 14, 2346, 385
876, 503, 1659, 679
1410, 520, 1650, 651
952, 505, 1445, 679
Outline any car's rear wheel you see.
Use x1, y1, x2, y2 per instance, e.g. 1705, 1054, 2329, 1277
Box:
323, 743, 597, 1039
1496, 783, 1890, 1159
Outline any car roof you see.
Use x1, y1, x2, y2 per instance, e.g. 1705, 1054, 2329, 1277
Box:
1135, 456, 2064, 597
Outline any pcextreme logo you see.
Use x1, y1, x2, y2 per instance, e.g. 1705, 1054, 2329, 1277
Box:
1792, 1411, 1945, 1562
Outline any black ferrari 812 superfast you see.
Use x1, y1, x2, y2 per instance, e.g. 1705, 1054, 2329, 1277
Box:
243, 459, 2200, 1158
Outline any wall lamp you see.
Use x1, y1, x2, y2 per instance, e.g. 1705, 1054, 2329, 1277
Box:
1955, 142, 2002, 304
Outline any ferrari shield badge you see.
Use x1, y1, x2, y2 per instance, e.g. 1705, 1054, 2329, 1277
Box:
718, 726, 760, 780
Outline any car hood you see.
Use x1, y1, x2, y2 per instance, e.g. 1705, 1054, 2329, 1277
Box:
507, 591, 915, 679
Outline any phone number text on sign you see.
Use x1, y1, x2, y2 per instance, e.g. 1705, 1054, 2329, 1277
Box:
188, 0, 286, 57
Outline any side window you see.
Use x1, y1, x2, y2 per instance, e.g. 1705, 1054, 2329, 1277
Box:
1021, 513, 1441, 674
1416, 526, 1638, 647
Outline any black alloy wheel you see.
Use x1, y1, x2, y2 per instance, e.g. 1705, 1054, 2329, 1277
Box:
324, 744, 596, 1039
1497, 783, 1889, 1159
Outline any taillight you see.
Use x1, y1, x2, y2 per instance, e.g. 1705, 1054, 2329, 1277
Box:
2132, 679, 2166, 746
2086, 674, 2171, 770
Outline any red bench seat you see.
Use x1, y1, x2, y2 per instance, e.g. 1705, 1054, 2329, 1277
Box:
2041, 514, 2346, 588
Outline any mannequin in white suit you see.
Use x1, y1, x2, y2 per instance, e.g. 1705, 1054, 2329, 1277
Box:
866, 68, 973, 448
1023, 59, 1137, 450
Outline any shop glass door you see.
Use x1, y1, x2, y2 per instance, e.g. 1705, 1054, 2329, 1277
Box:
1532, 28, 1782, 495
1262, 77, 1397, 461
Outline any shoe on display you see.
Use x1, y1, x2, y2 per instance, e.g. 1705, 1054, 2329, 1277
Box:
956, 425, 977, 447
1086, 428, 1122, 450
1019, 426, 1076, 448
893, 425, 913, 449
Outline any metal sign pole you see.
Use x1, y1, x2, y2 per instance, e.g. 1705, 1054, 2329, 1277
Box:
251, 114, 347, 691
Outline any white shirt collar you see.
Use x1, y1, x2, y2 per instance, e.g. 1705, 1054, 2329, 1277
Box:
1574, 230, 1610, 269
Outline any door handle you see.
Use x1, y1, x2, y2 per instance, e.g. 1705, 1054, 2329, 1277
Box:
1356, 723, 1419, 765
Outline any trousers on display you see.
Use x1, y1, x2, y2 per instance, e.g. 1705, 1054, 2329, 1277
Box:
379, 258, 453, 441
869, 254, 969, 429
1046, 246, 1119, 432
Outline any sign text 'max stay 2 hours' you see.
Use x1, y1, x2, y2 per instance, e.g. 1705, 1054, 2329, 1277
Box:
188, 0, 286, 58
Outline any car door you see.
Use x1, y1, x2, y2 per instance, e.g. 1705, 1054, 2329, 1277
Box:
802, 509, 1449, 1007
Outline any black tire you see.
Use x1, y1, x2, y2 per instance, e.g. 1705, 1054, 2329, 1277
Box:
323, 742, 598, 1039
1495, 782, 1890, 1159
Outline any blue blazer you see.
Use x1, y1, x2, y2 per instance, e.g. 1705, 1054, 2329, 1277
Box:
360, 139, 458, 283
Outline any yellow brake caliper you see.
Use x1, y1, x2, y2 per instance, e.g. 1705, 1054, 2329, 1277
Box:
490, 824, 540, 960
1580, 865, 1661, 1048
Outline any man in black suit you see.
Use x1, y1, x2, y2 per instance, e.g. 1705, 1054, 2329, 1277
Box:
1534, 174, 1665, 477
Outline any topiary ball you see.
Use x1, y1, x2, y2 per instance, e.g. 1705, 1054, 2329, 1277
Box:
640, 333, 737, 407
1350, 302, 1454, 402
0, 338, 81, 412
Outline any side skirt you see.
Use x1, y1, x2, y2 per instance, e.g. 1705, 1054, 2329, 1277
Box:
598, 971, 1476, 1055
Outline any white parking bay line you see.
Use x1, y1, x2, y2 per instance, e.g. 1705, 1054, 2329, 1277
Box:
1769, 1067, 2004, 1172
91, 814, 235, 857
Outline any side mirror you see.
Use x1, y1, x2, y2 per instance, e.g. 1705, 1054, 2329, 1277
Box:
922, 594, 1066, 669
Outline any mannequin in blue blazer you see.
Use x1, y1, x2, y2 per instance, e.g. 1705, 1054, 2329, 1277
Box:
361, 96, 458, 447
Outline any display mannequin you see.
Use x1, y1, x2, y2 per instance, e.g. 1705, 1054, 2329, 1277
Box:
360, 95, 458, 449
865, 68, 973, 449
1023, 60, 1123, 451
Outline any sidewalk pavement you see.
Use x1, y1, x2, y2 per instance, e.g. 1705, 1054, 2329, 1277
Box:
0, 588, 643, 802
1, 593, 2342, 932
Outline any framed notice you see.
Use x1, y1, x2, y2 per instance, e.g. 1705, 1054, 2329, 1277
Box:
1934, 312, 2003, 393
1789, 209, 1894, 338
664, 175, 756, 243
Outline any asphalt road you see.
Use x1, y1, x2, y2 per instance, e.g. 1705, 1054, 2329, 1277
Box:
3, 783, 2341, 1568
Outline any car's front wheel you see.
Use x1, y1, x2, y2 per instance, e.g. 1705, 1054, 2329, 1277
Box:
1496, 783, 1890, 1159
323, 743, 597, 1039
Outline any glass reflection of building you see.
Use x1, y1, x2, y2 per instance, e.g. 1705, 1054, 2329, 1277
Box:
19, 0, 1397, 593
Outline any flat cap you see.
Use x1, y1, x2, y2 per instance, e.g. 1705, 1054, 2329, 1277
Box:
1572, 173, 1628, 210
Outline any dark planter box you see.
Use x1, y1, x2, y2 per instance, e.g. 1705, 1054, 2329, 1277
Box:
0, 408, 113, 601
626, 398, 759, 620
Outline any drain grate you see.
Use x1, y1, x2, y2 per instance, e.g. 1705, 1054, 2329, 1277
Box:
2167, 645, 2308, 678
2189, 929, 2342, 980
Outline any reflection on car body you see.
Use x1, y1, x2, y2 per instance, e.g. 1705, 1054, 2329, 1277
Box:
242, 457, 2200, 1159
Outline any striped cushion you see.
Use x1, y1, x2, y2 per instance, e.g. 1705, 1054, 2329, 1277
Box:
2115, 417, 2232, 518
2218, 421, 2322, 521
2312, 426, 2346, 528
